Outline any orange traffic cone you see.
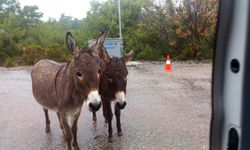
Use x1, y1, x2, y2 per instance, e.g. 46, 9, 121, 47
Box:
165, 55, 172, 71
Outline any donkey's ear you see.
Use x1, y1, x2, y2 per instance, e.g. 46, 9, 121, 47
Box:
66, 32, 79, 58
123, 50, 134, 64
95, 32, 106, 51
90, 32, 106, 57
100, 47, 111, 63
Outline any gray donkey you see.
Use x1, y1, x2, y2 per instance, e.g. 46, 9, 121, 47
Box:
31, 32, 109, 150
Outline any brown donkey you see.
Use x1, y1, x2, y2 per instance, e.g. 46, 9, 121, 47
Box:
92, 49, 134, 143
31, 32, 108, 150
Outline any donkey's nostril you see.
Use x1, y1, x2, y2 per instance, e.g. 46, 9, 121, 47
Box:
89, 103, 95, 112
116, 101, 126, 109
89, 102, 102, 112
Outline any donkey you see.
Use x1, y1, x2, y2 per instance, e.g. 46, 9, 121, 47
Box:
92, 49, 134, 143
31, 32, 109, 150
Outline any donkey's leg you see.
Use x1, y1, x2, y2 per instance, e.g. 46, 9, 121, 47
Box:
61, 114, 73, 150
71, 116, 80, 150
102, 102, 108, 123
57, 112, 63, 130
106, 102, 113, 143
43, 108, 51, 133
92, 112, 97, 122
115, 106, 122, 136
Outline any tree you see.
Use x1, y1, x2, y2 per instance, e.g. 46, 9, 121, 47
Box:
173, 0, 218, 59
21, 5, 43, 27
0, 0, 219, 66
136, 0, 218, 60
0, 0, 21, 22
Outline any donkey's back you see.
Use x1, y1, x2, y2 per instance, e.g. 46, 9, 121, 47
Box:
31, 59, 63, 111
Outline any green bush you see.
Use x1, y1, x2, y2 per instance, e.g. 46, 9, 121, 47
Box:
4, 57, 23, 67
137, 45, 160, 60
22, 45, 45, 65
45, 44, 69, 62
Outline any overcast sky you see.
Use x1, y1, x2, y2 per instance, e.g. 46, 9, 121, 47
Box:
18, 0, 92, 20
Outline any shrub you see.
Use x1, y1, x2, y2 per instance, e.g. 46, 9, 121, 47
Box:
4, 57, 22, 67
22, 45, 45, 65
45, 44, 66, 61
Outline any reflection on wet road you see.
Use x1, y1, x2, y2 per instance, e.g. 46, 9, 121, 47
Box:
0, 62, 211, 150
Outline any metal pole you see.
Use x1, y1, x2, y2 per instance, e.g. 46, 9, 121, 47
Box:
118, 0, 122, 40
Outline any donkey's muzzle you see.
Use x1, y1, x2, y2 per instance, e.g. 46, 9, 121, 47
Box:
116, 101, 127, 109
89, 102, 102, 112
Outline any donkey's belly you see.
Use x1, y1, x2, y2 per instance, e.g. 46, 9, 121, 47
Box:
31, 59, 62, 111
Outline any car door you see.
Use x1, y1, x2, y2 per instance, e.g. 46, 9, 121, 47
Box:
210, 0, 250, 149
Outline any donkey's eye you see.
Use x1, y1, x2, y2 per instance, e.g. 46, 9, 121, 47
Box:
108, 77, 113, 82
76, 72, 83, 80
107, 75, 113, 82
98, 69, 101, 74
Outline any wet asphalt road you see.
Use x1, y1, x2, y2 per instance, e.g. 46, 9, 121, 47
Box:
0, 62, 212, 150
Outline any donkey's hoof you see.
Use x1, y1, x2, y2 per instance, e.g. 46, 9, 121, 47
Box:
74, 146, 80, 150
72, 142, 80, 150
118, 131, 123, 136
108, 137, 113, 143
67, 146, 72, 150
45, 127, 51, 133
